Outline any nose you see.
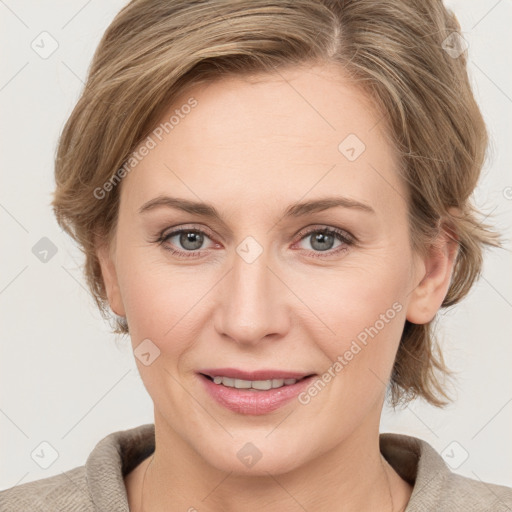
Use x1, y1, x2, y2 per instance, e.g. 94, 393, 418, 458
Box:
214, 244, 291, 347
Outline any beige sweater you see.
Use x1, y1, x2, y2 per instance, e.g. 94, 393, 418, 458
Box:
1, 423, 511, 511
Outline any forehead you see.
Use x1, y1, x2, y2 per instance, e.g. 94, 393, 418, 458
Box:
121, 63, 406, 220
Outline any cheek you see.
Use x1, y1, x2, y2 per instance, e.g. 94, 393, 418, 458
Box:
291, 267, 407, 425
117, 258, 212, 406
296, 257, 408, 378
116, 244, 208, 354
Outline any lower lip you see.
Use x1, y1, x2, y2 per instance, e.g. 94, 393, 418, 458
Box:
198, 374, 315, 415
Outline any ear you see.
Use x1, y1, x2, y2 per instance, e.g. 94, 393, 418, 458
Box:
406, 216, 460, 324
95, 234, 126, 318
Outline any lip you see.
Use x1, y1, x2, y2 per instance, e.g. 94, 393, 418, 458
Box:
198, 368, 312, 381
197, 370, 316, 415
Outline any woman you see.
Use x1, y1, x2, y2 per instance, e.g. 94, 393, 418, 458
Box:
1, 0, 511, 510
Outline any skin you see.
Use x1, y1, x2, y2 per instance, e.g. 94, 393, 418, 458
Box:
96, 61, 458, 511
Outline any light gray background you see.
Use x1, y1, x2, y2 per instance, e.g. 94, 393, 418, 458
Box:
1, 0, 511, 492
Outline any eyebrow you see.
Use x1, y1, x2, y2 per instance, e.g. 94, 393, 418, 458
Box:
138, 195, 375, 219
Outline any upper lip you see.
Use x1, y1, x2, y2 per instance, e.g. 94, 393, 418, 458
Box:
198, 368, 315, 381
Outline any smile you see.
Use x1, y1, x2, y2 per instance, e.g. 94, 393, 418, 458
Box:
210, 375, 302, 390
197, 368, 316, 415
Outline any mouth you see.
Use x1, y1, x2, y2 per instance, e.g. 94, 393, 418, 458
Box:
199, 372, 314, 391
197, 368, 317, 415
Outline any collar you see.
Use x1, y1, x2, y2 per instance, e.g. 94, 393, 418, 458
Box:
85, 424, 449, 511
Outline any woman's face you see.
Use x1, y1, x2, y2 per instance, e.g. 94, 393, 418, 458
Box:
99, 62, 437, 475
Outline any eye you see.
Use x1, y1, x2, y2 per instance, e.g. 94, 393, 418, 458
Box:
292, 226, 354, 258
153, 224, 354, 259
156, 226, 218, 258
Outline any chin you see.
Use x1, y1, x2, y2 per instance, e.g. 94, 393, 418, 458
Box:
212, 450, 305, 477
195, 432, 311, 477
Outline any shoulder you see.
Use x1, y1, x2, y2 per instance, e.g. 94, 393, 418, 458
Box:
434, 470, 512, 512
380, 432, 512, 511
0, 466, 95, 511
0, 423, 154, 512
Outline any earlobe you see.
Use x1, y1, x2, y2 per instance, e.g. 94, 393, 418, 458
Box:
95, 236, 126, 318
406, 226, 459, 325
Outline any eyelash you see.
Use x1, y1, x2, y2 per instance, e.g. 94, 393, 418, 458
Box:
153, 224, 355, 260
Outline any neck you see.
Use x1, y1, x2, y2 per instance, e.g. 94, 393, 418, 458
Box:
128, 411, 412, 512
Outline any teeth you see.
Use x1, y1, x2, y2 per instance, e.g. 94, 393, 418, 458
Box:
234, 378, 252, 389
211, 376, 298, 390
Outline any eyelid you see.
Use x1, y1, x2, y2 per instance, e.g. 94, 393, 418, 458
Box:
293, 224, 355, 244
157, 223, 355, 246
159, 223, 218, 242
158, 226, 354, 261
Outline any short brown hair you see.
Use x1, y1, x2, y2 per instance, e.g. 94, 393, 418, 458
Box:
52, 0, 502, 408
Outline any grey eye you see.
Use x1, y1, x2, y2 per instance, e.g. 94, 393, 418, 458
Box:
308, 232, 336, 252
165, 230, 207, 251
